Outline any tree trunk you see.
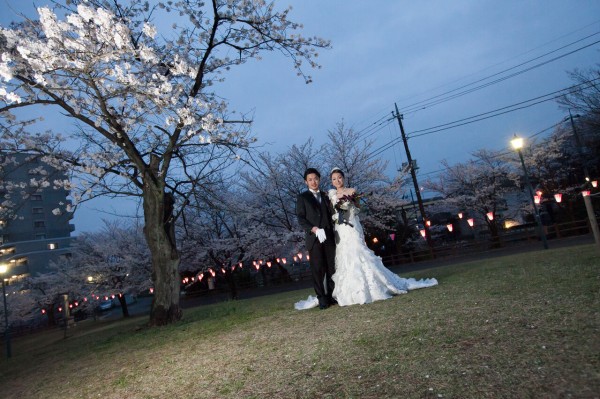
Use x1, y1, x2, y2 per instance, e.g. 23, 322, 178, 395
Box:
116, 295, 130, 318
142, 185, 182, 326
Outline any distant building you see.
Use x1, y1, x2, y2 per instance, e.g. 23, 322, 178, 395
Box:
0, 152, 75, 278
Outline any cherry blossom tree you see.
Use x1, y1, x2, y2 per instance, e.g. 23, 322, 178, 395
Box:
425, 149, 514, 246
236, 140, 325, 258
16, 257, 88, 327
73, 220, 152, 317
0, 1, 329, 325
323, 121, 407, 235
558, 66, 600, 130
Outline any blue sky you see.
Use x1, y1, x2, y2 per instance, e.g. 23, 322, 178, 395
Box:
1, 0, 599, 232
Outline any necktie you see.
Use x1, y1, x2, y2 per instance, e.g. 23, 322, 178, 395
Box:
313, 191, 321, 203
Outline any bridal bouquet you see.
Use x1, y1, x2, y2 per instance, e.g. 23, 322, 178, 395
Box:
333, 192, 362, 226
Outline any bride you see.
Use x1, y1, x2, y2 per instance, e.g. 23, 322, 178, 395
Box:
295, 168, 437, 309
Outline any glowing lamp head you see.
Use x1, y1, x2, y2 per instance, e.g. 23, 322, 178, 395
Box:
458, 212, 463, 219
298, 253, 303, 260
419, 229, 426, 238
467, 218, 474, 227
510, 136, 524, 150
446, 224, 453, 232
582, 190, 591, 197
534, 195, 541, 204
554, 193, 562, 203
592, 180, 598, 188
486, 212, 494, 221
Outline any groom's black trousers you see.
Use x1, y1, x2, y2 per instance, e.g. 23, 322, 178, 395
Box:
308, 227, 336, 306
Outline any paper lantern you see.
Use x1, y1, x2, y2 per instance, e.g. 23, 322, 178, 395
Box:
467, 218, 474, 227
582, 190, 591, 197
446, 224, 453, 232
486, 212, 494, 221
554, 193, 562, 203
458, 212, 463, 219
419, 229, 426, 238
534, 195, 541, 204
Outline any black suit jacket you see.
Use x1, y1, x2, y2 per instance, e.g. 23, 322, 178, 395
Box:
296, 190, 335, 250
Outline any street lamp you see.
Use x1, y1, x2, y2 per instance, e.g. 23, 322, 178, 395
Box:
511, 135, 549, 249
0, 263, 11, 358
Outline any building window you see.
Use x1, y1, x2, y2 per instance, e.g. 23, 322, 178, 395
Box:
31, 194, 42, 201
32, 207, 44, 214
34, 221, 45, 228
35, 233, 46, 240
48, 243, 57, 250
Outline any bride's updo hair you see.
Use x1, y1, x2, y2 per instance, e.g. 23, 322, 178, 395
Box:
330, 167, 345, 178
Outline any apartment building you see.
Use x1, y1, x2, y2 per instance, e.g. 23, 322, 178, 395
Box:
0, 152, 75, 278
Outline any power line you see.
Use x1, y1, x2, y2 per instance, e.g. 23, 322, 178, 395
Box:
392, 20, 600, 110
351, 29, 599, 145
367, 77, 599, 160
399, 36, 600, 116
413, 121, 564, 183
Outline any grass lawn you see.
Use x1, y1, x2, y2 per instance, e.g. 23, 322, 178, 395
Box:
0, 244, 598, 398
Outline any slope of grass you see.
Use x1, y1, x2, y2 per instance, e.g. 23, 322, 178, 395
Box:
0, 244, 598, 398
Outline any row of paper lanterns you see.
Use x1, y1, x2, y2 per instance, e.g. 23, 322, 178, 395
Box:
40, 292, 135, 314
419, 182, 597, 239
181, 255, 313, 285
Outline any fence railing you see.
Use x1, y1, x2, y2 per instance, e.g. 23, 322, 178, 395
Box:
381, 218, 595, 267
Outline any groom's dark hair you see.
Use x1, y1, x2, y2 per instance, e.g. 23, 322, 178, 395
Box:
303, 168, 321, 180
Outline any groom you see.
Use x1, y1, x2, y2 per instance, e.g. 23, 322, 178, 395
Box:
296, 168, 336, 309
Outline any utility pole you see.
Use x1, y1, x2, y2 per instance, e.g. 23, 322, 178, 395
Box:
568, 110, 590, 182
394, 103, 435, 255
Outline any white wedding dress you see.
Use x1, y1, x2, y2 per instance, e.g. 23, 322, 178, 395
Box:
294, 189, 438, 310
